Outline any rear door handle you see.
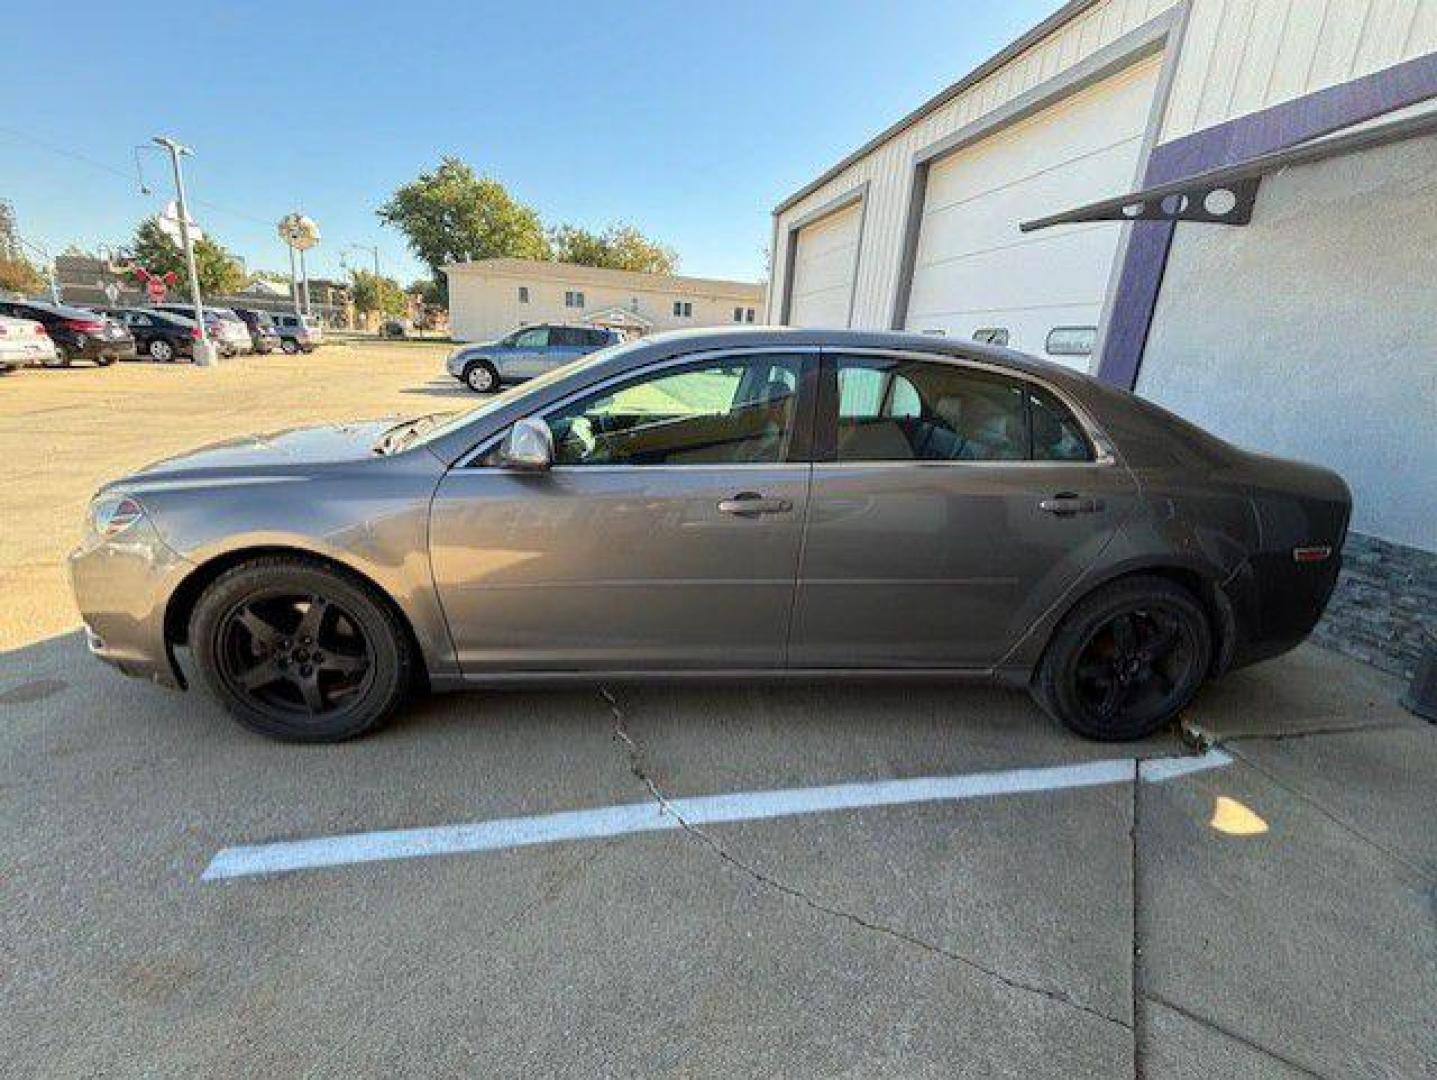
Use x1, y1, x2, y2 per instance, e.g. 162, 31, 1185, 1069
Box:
1039, 493, 1103, 516
719, 492, 793, 517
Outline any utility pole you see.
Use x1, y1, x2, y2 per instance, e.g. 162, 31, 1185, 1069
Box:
153, 135, 215, 365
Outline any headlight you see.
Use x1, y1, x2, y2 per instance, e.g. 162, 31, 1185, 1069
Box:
90, 492, 147, 538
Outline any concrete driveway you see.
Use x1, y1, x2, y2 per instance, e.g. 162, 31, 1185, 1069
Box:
1, 342, 1432, 1077
3, 633, 1432, 1079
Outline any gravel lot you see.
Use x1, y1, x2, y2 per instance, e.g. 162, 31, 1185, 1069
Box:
1, 342, 1432, 1077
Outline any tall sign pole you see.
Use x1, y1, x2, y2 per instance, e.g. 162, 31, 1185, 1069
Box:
278, 213, 321, 321
153, 136, 215, 365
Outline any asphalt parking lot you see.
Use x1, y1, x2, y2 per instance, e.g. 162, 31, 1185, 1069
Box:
2, 345, 1434, 1077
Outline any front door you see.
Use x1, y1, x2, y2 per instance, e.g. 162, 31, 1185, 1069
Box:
788, 351, 1137, 669
429, 351, 816, 672
504, 326, 552, 379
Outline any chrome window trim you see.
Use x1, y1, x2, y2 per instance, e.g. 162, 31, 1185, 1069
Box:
455, 346, 823, 470
824, 347, 1119, 466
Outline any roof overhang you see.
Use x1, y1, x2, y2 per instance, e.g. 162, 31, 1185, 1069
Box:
1020, 106, 1437, 233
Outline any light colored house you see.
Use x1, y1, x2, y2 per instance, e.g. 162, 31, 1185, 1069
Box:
771, 0, 1437, 678
443, 258, 765, 343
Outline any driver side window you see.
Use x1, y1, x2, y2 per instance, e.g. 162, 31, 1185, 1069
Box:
544, 354, 802, 467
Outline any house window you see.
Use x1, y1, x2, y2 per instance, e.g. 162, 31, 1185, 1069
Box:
518, 286, 530, 303
745, 308, 755, 323
733, 307, 744, 322
972, 327, 1009, 346
673, 300, 692, 317
1045, 326, 1096, 356
565, 290, 585, 308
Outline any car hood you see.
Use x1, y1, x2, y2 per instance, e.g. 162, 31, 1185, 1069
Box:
117, 419, 399, 485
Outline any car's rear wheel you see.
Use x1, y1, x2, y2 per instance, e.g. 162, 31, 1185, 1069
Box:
464, 360, 499, 393
47, 345, 71, 368
149, 339, 175, 362
1032, 575, 1211, 741
189, 557, 412, 742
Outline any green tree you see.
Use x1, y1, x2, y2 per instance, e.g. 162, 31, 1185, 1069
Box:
0, 255, 47, 296
350, 269, 408, 318
376, 158, 550, 303
131, 217, 245, 296
549, 222, 678, 275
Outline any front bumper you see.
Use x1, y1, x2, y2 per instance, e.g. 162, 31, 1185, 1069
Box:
68, 517, 194, 689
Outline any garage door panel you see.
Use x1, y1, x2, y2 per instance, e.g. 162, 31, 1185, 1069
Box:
905, 56, 1162, 364
789, 201, 862, 328
923, 57, 1163, 208
917, 139, 1149, 259
908, 225, 1121, 320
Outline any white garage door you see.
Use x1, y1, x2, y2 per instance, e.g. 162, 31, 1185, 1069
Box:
787, 201, 862, 328
905, 56, 1163, 369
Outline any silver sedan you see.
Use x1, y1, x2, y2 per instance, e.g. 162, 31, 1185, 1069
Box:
69, 328, 1350, 742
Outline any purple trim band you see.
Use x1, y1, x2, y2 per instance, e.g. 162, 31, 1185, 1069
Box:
1097, 51, 1437, 389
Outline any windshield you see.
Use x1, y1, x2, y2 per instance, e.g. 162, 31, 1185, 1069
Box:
397, 337, 645, 452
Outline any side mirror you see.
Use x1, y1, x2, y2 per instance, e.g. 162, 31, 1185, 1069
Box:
498, 416, 554, 471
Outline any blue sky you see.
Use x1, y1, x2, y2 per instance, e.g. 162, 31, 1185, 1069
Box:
2, 1, 1057, 286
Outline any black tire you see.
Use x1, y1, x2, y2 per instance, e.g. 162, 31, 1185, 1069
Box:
97, 356, 115, 367
1032, 575, 1212, 741
464, 359, 499, 394
281, 338, 300, 354
148, 338, 175, 362
49, 345, 71, 368
189, 556, 412, 742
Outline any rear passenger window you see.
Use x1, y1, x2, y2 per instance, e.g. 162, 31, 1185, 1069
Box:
1029, 388, 1093, 462
832, 357, 1026, 462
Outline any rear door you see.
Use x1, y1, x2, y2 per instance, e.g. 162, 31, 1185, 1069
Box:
788, 350, 1136, 669
429, 350, 817, 672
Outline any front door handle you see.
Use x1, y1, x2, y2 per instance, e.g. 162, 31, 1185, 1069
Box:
1039, 493, 1103, 516
718, 492, 793, 517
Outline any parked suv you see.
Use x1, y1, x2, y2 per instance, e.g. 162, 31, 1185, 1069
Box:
229, 307, 281, 354
272, 313, 323, 354
446, 324, 621, 393
0, 299, 133, 366
99, 307, 200, 362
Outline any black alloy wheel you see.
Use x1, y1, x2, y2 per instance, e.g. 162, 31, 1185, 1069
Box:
1033, 576, 1212, 740
190, 556, 411, 741
216, 592, 374, 718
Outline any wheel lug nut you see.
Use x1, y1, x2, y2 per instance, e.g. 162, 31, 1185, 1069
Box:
300, 665, 312, 676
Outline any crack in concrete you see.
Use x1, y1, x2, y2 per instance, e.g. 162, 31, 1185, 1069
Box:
598, 687, 1133, 1035
1129, 765, 1143, 1080
1143, 992, 1330, 1079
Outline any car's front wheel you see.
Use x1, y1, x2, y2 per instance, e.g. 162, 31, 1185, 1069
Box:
464, 359, 499, 393
149, 339, 175, 362
189, 556, 412, 742
1032, 575, 1211, 741
280, 338, 299, 354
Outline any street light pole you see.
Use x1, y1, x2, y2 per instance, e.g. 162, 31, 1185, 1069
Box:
153, 135, 215, 365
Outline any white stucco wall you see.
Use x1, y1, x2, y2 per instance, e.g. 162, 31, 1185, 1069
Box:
1135, 134, 1437, 552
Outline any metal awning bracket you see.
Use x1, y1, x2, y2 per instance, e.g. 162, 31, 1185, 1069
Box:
1021, 175, 1260, 231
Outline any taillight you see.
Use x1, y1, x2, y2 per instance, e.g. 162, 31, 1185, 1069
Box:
63, 319, 106, 334
33, 323, 47, 336
190, 326, 202, 340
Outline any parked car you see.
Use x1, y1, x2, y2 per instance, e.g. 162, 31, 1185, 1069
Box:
0, 299, 133, 366
272, 312, 324, 353
99, 307, 200, 362
229, 307, 281, 354
154, 304, 252, 357
446, 324, 622, 393
0, 314, 58, 372
69, 328, 1351, 744
380, 319, 409, 339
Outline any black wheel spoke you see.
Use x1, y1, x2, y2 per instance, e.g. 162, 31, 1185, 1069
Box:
296, 671, 325, 713
319, 651, 367, 677
295, 596, 328, 643
238, 658, 285, 691
237, 607, 283, 648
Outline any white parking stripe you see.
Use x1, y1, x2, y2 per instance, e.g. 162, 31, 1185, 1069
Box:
201, 750, 1233, 881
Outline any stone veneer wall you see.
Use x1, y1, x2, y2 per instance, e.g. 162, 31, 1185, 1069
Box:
1311, 532, 1435, 680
